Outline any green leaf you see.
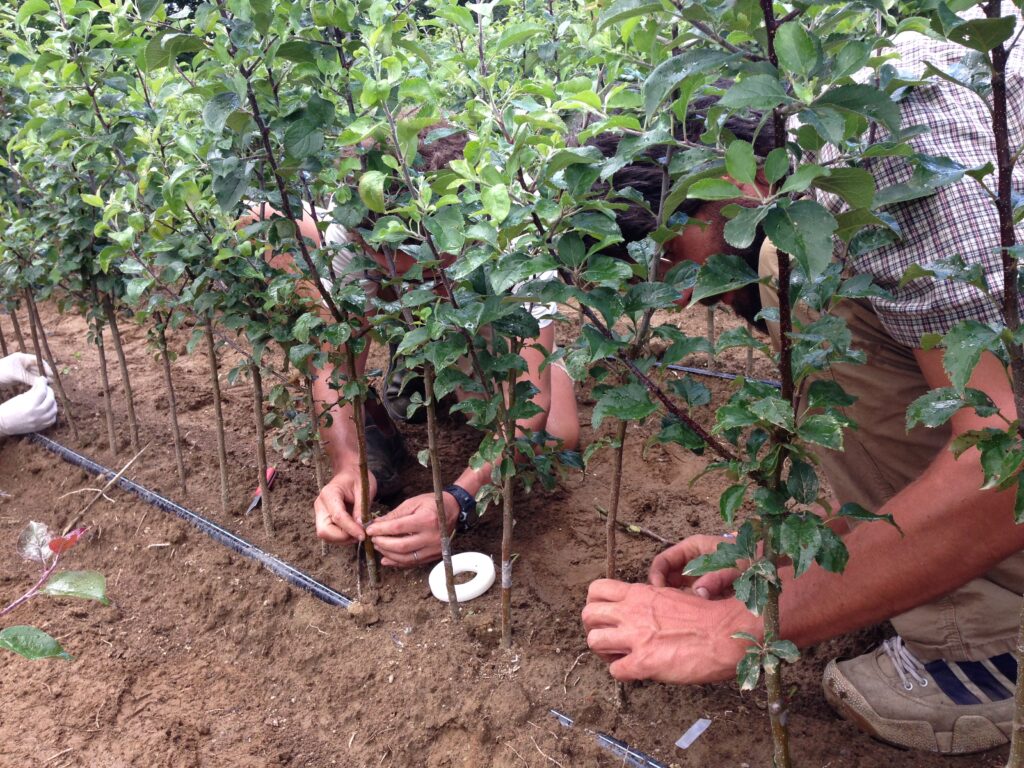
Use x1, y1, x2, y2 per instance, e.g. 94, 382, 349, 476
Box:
719, 75, 793, 112
292, 312, 322, 344
836, 502, 896, 527
805, 380, 856, 410
41, 570, 109, 604
786, 459, 819, 504
725, 141, 757, 187
0, 626, 70, 660
424, 206, 466, 254
359, 171, 387, 213
283, 96, 334, 160
597, 0, 663, 30
776, 23, 818, 78
798, 413, 845, 450
813, 168, 875, 209
687, 178, 744, 201
942, 320, 1000, 392
736, 648, 762, 691
81, 193, 104, 208
949, 16, 1016, 53
496, 22, 547, 51
750, 396, 796, 431
764, 149, 789, 184
481, 184, 511, 223
719, 483, 747, 525
766, 639, 800, 664
16, 0, 50, 26
906, 386, 998, 429
812, 84, 901, 133
723, 204, 770, 250
780, 515, 822, 577
641, 51, 733, 120
138, 0, 162, 21
762, 200, 837, 280
203, 92, 241, 135
816, 527, 849, 572
689, 253, 761, 305
592, 382, 657, 428
655, 416, 707, 453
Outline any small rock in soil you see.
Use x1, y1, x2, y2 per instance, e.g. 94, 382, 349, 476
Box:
346, 602, 379, 626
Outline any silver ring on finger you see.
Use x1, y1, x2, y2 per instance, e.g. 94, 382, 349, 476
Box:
413, 550, 419, 562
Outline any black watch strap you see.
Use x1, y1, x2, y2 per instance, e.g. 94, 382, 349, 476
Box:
444, 484, 477, 533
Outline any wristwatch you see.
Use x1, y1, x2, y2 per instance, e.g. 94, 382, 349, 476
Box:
444, 484, 477, 534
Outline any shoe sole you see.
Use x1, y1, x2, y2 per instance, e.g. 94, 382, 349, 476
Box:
822, 660, 1010, 754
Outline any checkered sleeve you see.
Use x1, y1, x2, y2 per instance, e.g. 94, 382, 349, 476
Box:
815, 18, 1024, 348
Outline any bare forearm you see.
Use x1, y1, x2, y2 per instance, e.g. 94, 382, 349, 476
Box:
778, 444, 1024, 648
312, 363, 361, 472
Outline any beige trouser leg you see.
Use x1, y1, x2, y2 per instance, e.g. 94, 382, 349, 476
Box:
759, 241, 1024, 661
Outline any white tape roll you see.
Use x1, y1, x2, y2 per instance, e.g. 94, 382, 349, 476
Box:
428, 552, 496, 603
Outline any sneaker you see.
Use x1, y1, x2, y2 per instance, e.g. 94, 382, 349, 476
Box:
363, 389, 406, 500
822, 636, 1015, 754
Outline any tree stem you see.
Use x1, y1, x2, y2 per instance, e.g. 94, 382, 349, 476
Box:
91, 300, 118, 456
24, 290, 79, 441
204, 317, 230, 515
606, 420, 628, 579
102, 294, 140, 452
250, 361, 274, 537
156, 319, 188, 496
424, 364, 460, 619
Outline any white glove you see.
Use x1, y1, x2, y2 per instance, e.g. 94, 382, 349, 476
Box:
0, 378, 57, 436
0, 353, 53, 387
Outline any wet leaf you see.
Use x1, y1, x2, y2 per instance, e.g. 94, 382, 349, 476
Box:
41, 571, 109, 604
17, 521, 53, 564
0, 626, 70, 661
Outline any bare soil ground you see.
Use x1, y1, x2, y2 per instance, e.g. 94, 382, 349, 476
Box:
0, 302, 1006, 767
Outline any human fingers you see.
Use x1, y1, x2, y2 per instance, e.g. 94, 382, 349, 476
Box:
608, 654, 645, 682
318, 484, 365, 541
365, 498, 423, 537
648, 536, 723, 588
586, 578, 633, 604
374, 530, 435, 558
691, 568, 741, 600
585, 627, 631, 663
36, 385, 57, 428
581, 598, 629, 632
314, 497, 356, 543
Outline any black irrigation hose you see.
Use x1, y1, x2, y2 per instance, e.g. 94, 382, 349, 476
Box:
549, 709, 668, 768
29, 433, 353, 609
664, 363, 782, 390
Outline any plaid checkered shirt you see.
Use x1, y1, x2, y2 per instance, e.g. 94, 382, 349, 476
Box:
815, 7, 1024, 347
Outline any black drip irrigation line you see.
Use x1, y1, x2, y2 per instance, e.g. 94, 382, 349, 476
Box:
549, 709, 668, 768
665, 363, 782, 389
30, 433, 353, 609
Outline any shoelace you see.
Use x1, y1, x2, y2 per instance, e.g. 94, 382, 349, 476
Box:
882, 636, 930, 691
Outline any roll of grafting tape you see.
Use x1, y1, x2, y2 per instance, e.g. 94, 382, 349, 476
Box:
429, 552, 496, 603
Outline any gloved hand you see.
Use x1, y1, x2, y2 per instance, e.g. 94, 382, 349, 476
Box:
0, 353, 53, 387
0, 378, 57, 436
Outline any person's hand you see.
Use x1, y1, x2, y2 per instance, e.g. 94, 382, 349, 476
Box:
313, 467, 377, 544
649, 534, 746, 599
0, 353, 53, 387
0, 378, 57, 436
366, 491, 460, 568
581, 579, 761, 685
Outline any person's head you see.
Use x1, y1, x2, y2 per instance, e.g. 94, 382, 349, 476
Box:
589, 90, 772, 328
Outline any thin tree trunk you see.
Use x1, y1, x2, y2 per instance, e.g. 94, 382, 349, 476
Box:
500, 367, 517, 649
102, 294, 140, 452
157, 320, 188, 496
0, 315, 8, 357
706, 306, 716, 369
8, 307, 26, 353
606, 420, 628, 579
91, 310, 118, 456
343, 343, 379, 590
250, 361, 274, 536
203, 318, 230, 515
307, 374, 328, 558
24, 291, 79, 441
424, 364, 459, 620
